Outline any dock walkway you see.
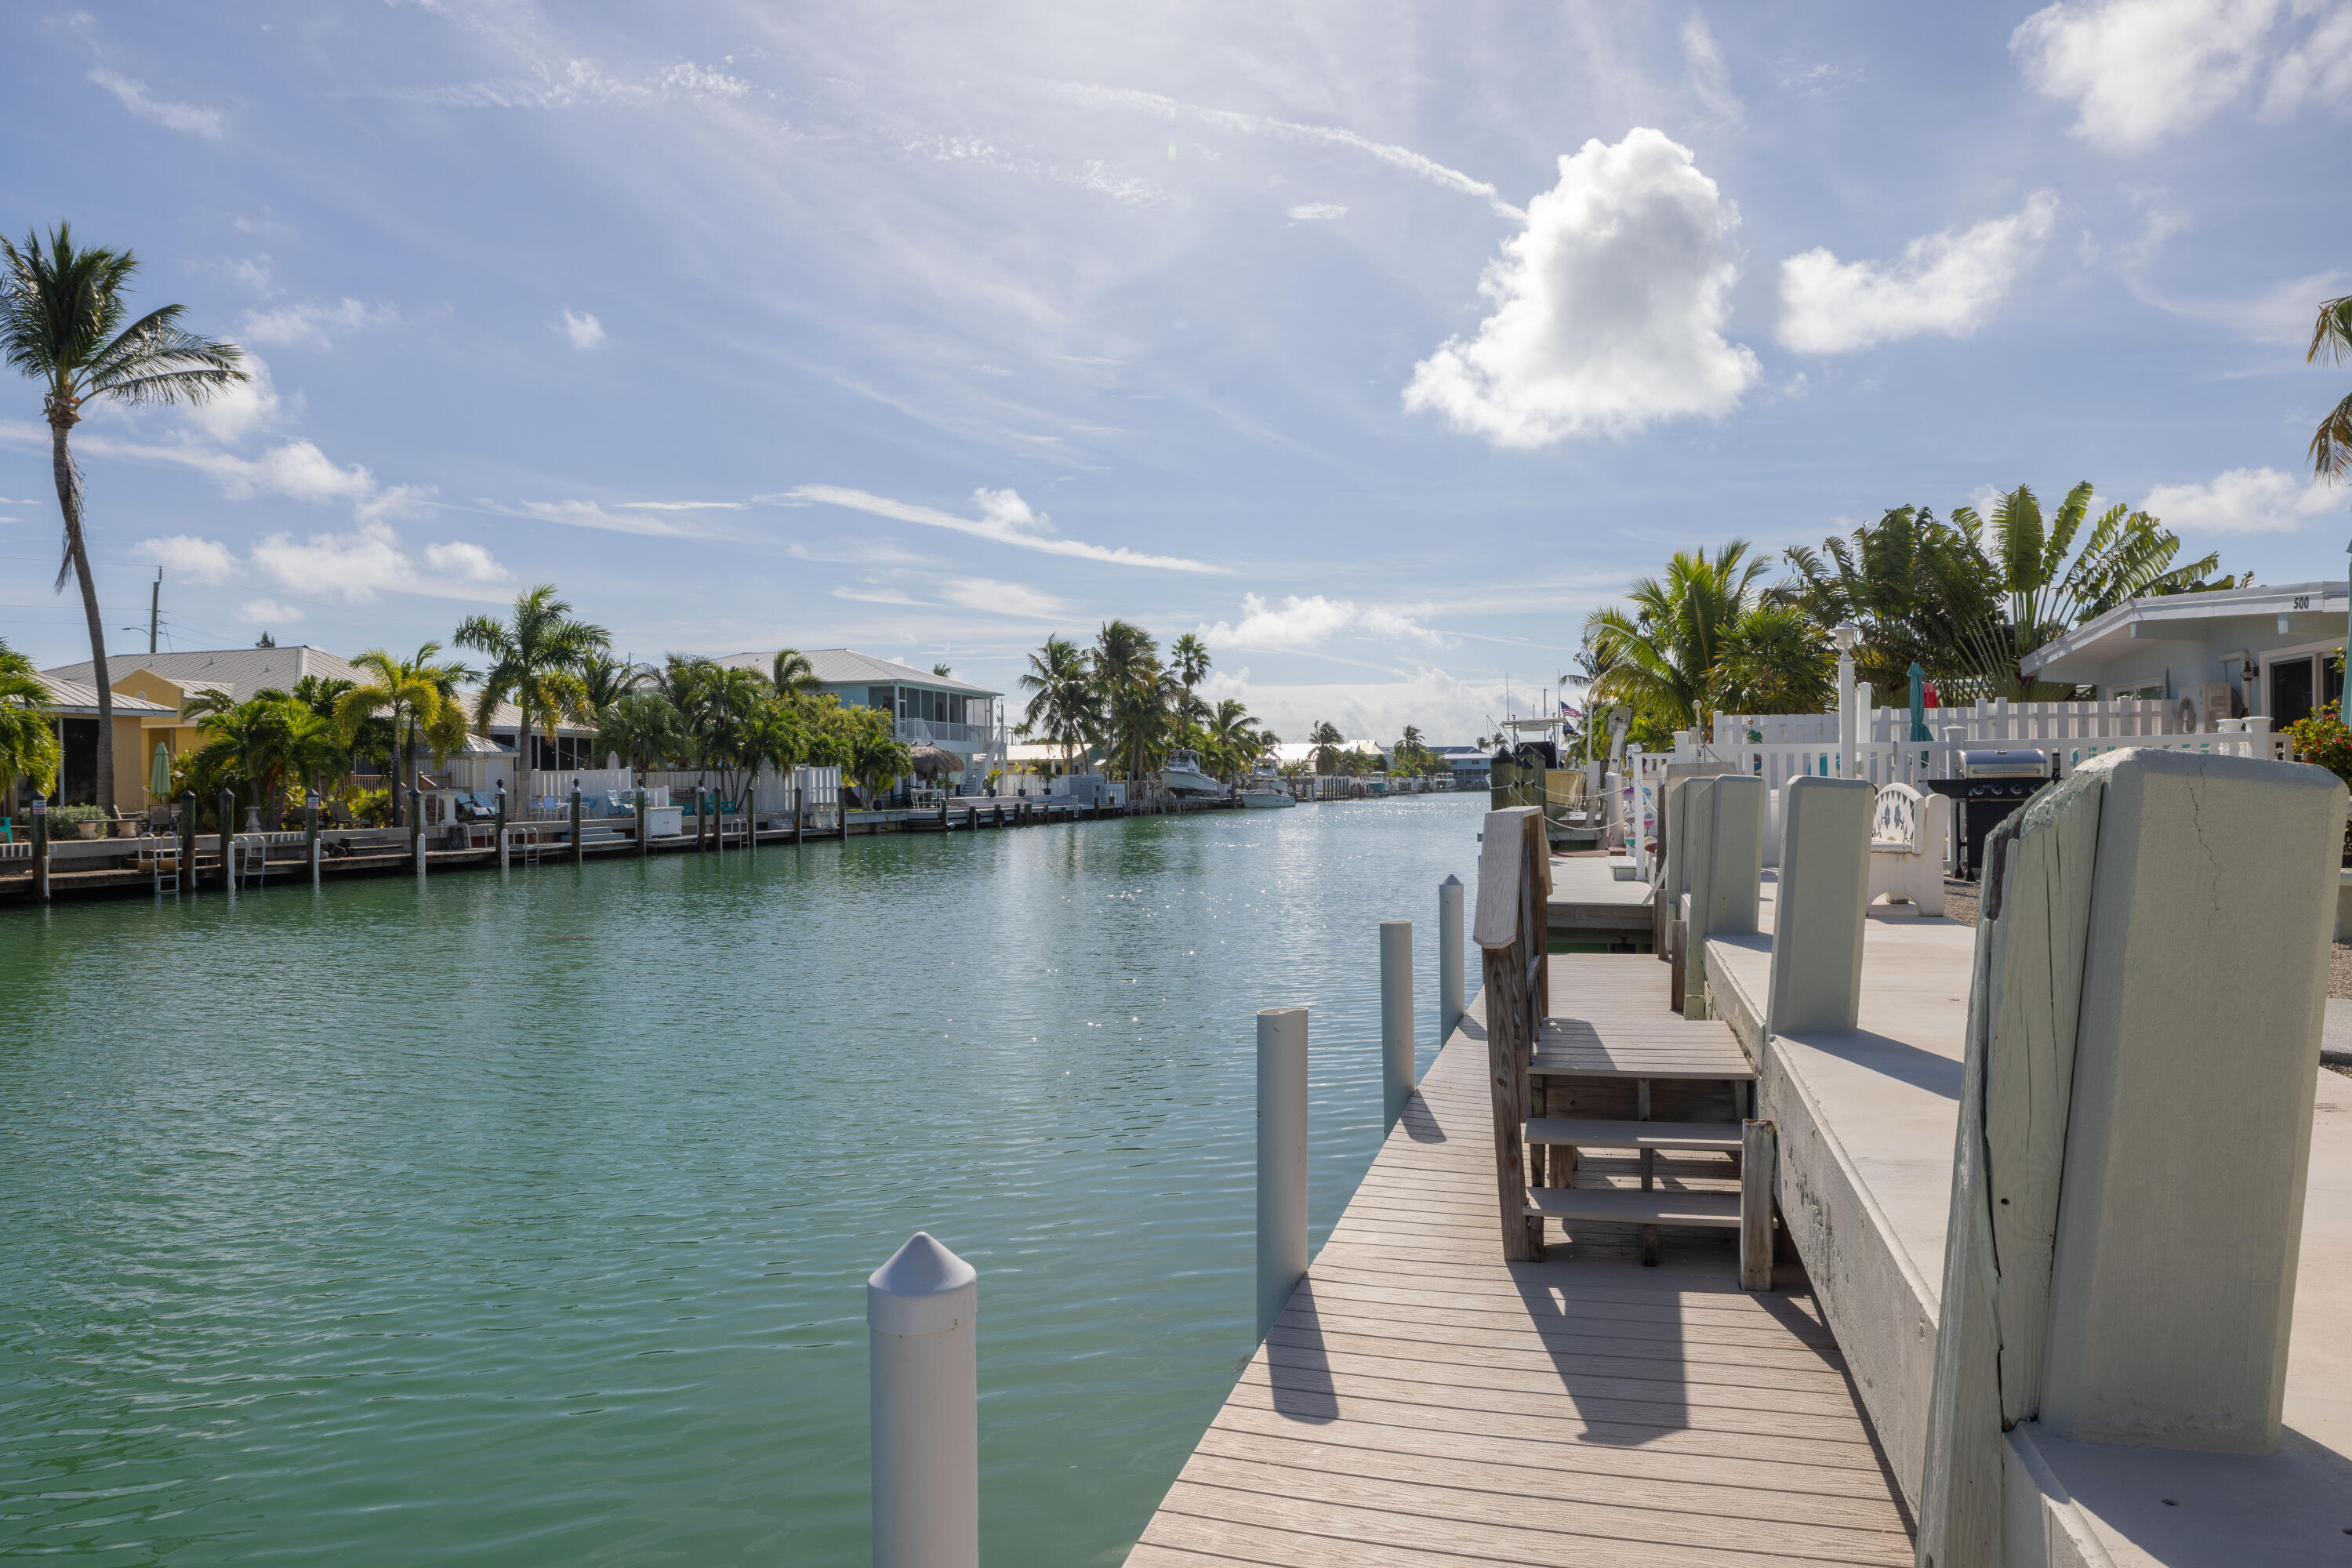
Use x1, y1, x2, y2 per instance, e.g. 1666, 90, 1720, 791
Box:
1129, 953, 1914, 1566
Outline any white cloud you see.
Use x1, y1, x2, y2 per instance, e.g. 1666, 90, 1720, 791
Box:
619, 498, 746, 510
1680, 13, 1744, 125
1200, 593, 1446, 652
2141, 466, 2343, 532
2010, 0, 2352, 152
1403, 129, 1757, 446
423, 540, 509, 582
1195, 666, 1506, 747
786, 485, 1226, 572
236, 598, 301, 625
832, 583, 921, 605
508, 499, 707, 537
133, 534, 239, 585
1286, 202, 1348, 220
250, 519, 510, 603
240, 298, 398, 349
220, 441, 379, 506
183, 352, 281, 443
1059, 83, 1523, 220
1776, 192, 2060, 354
937, 577, 1070, 619
87, 68, 224, 140
561, 309, 607, 349
2266, 5, 2352, 114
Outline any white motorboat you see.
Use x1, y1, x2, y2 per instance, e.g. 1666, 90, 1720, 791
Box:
1236, 766, 1296, 808
1160, 749, 1227, 799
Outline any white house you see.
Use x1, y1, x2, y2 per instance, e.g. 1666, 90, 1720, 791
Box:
712, 649, 1004, 779
2020, 579, 2349, 728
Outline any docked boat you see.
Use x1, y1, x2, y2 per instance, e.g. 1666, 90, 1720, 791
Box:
1160, 749, 1227, 799
1235, 766, 1295, 809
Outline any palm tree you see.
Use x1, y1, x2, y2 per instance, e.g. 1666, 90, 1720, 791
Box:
191, 692, 336, 827
1583, 542, 1775, 738
1308, 719, 1345, 773
771, 648, 821, 704
581, 651, 640, 717
1018, 634, 1096, 773
597, 691, 688, 778
1, 224, 244, 812
336, 644, 472, 827
456, 585, 609, 785
1203, 697, 1264, 781
2311, 291, 2352, 483
1, 637, 60, 804
1091, 620, 1166, 783
1171, 633, 1212, 722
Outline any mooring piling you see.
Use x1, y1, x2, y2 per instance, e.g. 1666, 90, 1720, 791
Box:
1256, 1005, 1308, 1342
1381, 920, 1414, 1133
867, 1231, 978, 1568
1438, 873, 1464, 1042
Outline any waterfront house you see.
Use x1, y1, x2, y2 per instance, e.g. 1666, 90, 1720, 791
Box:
38, 647, 603, 805
712, 649, 1004, 782
2020, 579, 2349, 727
14, 674, 176, 814
1428, 744, 1493, 789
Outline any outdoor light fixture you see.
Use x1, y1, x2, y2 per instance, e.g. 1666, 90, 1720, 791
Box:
1832, 624, 1860, 653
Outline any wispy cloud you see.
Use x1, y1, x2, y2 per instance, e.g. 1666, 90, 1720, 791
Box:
87, 68, 223, 139
1056, 82, 1524, 220
561, 309, 607, 348
938, 577, 1071, 619
1286, 202, 1347, 220
251, 520, 510, 604
241, 298, 399, 349
1777, 192, 2059, 354
1200, 593, 1446, 652
832, 583, 921, 604
621, 499, 746, 511
783, 484, 1226, 572
502, 499, 713, 538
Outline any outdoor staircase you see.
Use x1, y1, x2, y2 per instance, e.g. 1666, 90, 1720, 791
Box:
1520, 1117, 1745, 1232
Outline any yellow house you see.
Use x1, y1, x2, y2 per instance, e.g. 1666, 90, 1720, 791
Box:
23, 673, 177, 815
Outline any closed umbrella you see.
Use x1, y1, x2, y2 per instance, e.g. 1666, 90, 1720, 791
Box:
149, 741, 172, 800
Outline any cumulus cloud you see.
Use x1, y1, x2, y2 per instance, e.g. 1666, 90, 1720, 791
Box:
2141, 466, 2343, 532
1199, 593, 1446, 652
134, 534, 239, 585
1403, 129, 1757, 446
2012, 0, 2352, 152
240, 298, 398, 349
1777, 192, 2060, 354
87, 68, 223, 139
785, 484, 1225, 572
561, 309, 607, 348
1196, 666, 1505, 746
251, 519, 510, 604
237, 598, 301, 625
183, 352, 282, 443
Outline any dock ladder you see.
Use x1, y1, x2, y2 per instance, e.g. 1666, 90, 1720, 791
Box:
231, 833, 270, 889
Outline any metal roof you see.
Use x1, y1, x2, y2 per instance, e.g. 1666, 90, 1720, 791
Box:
710, 648, 1000, 698
29, 677, 177, 717
42, 645, 365, 705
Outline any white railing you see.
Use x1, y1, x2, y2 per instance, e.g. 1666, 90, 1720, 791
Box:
528, 767, 633, 800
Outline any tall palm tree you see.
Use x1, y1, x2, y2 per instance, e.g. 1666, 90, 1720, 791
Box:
1, 224, 244, 811
2311, 291, 2352, 483
1091, 620, 1165, 783
1018, 634, 1096, 773
336, 644, 472, 827
1, 637, 60, 803
456, 585, 609, 785
1170, 633, 1212, 722
1308, 719, 1345, 773
580, 651, 640, 717
597, 691, 688, 778
1203, 697, 1264, 781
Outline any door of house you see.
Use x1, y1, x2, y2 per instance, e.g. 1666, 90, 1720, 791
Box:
2273, 656, 2317, 728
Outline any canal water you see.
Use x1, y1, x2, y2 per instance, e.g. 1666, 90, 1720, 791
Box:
1, 794, 1484, 1565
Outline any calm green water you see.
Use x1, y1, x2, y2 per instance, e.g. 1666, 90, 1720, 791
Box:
1, 796, 1482, 1565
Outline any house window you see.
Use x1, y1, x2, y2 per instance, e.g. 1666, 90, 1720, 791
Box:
866, 686, 892, 710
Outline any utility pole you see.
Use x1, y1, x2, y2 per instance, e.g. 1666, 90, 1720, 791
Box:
148, 570, 162, 654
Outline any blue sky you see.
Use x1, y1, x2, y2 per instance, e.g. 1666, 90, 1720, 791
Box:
2, 1, 2347, 742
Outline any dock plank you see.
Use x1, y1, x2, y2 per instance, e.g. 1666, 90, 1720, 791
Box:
1127, 953, 1913, 1565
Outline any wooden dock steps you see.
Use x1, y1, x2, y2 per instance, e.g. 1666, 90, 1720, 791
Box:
1126, 950, 1915, 1566
1523, 1187, 1742, 1227
1523, 1116, 1741, 1152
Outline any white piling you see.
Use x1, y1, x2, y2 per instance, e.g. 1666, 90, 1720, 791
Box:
868, 1232, 978, 1568
1438, 874, 1465, 1043
1256, 1006, 1308, 1343
1379, 921, 1414, 1133
1766, 776, 1875, 1036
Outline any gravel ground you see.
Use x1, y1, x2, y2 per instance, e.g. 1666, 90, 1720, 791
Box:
1943, 880, 1978, 926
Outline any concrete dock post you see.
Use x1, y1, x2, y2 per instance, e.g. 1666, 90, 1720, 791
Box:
1380, 920, 1414, 1133
867, 1232, 978, 1568
1256, 1005, 1309, 1343
1765, 776, 1875, 1036
1834, 625, 1859, 779
570, 782, 584, 866
636, 786, 648, 858
304, 793, 320, 891
180, 792, 197, 891
1438, 874, 1465, 1044
28, 793, 47, 904
414, 807, 427, 879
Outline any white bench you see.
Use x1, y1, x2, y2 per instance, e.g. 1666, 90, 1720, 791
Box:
1868, 782, 1949, 912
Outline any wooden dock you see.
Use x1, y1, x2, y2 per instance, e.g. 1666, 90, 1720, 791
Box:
1129, 953, 1914, 1567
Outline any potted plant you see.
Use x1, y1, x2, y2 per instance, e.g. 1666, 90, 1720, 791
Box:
51, 804, 107, 840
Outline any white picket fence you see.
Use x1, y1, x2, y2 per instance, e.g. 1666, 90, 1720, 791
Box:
1610, 696, 2292, 870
